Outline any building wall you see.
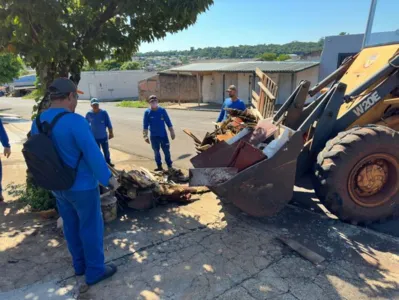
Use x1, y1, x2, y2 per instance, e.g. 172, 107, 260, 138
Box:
139, 74, 199, 102
78, 70, 157, 101
238, 73, 251, 104
319, 34, 364, 81
276, 73, 293, 105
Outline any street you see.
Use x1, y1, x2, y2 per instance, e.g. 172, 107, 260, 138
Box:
1, 96, 398, 238
0, 97, 219, 169
0, 97, 398, 299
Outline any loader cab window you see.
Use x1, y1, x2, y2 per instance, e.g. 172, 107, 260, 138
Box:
363, 0, 399, 48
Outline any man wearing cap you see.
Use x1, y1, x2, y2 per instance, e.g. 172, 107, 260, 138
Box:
143, 95, 175, 171
86, 98, 114, 167
216, 85, 246, 122
30, 78, 118, 286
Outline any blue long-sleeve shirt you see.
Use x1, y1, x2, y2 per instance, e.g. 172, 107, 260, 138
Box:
31, 108, 111, 191
216, 98, 247, 122
85, 109, 113, 140
143, 107, 173, 138
0, 119, 10, 148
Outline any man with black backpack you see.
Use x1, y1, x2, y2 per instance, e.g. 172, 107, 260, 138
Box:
24, 78, 119, 286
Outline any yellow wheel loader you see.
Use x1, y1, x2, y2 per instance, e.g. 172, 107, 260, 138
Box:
189, 0, 399, 224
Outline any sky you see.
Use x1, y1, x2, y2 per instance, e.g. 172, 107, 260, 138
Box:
139, 0, 375, 53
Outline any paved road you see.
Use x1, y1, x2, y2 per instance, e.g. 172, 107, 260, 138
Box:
0, 97, 219, 169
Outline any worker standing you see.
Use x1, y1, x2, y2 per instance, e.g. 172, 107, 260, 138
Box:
28, 78, 118, 286
143, 95, 175, 171
216, 85, 246, 122
85, 98, 114, 167
0, 119, 11, 202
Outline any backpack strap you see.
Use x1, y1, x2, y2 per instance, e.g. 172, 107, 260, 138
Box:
49, 111, 71, 132
35, 114, 42, 133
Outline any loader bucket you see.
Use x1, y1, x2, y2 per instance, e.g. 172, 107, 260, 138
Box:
189, 129, 304, 217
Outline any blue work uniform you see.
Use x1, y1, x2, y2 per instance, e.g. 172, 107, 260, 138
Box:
0, 119, 10, 194
31, 108, 111, 285
85, 109, 113, 164
216, 98, 247, 122
143, 106, 173, 168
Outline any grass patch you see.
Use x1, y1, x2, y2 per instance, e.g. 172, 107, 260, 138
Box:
116, 100, 148, 108
22, 89, 43, 100
6, 183, 55, 211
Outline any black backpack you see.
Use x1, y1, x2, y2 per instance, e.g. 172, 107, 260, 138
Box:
22, 112, 82, 190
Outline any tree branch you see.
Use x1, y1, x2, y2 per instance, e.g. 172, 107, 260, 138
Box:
76, 0, 118, 50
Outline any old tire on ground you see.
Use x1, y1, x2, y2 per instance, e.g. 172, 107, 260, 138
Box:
313, 125, 399, 224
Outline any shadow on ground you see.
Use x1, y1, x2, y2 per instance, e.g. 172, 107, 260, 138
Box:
0, 191, 398, 300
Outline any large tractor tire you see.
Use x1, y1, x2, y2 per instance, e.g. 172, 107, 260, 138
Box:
313, 125, 399, 224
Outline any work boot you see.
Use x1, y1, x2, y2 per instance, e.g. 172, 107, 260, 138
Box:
87, 264, 117, 286
0, 194, 3, 202
154, 165, 164, 172
108, 162, 115, 167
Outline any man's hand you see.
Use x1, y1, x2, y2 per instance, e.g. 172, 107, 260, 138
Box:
143, 129, 150, 144
3, 147, 11, 158
108, 131, 114, 140
169, 127, 176, 140
108, 176, 120, 190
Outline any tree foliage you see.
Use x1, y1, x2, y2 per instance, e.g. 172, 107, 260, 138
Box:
0, 52, 23, 84
120, 61, 141, 70
259, 53, 277, 61
0, 0, 214, 112
276, 54, 291, 61
137, 39, 324, 59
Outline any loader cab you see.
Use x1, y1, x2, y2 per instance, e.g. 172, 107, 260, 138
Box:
363, 0, 399, 48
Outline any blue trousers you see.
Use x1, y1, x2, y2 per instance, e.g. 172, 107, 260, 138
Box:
96, 138, 111, 164
150, 136, 172, 167
0, 159, 2, 193
54, 188, 105, 284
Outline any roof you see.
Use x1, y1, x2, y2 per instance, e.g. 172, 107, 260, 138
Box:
167, 61, 319, 74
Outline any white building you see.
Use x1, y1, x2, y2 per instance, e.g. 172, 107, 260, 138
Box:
167, 61, 319, 105
78, 70, 157, 101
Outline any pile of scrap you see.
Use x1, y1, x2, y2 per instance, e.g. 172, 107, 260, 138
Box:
184, 108, 259, 153
109, 165, 209, 211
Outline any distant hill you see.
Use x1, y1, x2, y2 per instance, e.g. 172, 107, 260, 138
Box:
137, 39, 324, 59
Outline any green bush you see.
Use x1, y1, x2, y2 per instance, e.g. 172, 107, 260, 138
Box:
120, 61, 141, 70
116, 100, 148, 108
22, 89, 43, 100
7, 183, 55, 211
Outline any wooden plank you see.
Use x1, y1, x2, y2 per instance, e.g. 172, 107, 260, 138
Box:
249, 106, 263, 120
252, 90, 260, 103
255, 68, 264, 80
251, 98, 259, 109
278, 237, 325, 265
258, 82, 276, 100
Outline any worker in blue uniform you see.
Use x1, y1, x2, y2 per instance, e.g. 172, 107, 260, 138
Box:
143, 95, 175, 171
86, 98, 114, 167
30, 78, 119, 286
216, 85, 247, 122
0, 119, 11, 202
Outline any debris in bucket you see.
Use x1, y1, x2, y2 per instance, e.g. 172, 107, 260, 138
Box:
183, 108, 259, 153
109, 165, 209, 211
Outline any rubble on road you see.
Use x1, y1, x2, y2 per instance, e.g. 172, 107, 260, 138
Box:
110, 165, 209, 212
184, 108, 259, 153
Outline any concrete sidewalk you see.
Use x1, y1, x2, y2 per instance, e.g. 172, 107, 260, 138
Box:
0, 122, 398, 300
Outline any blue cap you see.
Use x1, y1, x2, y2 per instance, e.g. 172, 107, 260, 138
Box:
91, 98, 99, 105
